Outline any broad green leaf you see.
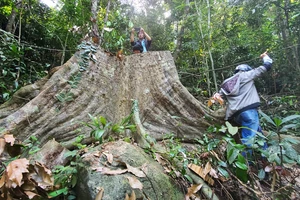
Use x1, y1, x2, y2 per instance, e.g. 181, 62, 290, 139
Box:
225, 121, 238, 135
218, 161, 228, 167
281, 115, 300, 125
257, 140, 265, 146
236, 168, 248, 183
268, 153, 280, 164
233, 144, 245, 150
95, 129, 105, 140
217, 166, 229, 178
237, 154, 246, 163
280, 124, 297, 132
283, 155, 296, 164
184, 174, 193, 183
227, 148, 239, 164
235, 161, 248, 170
64, 150, 77, 159
259, 110, 276, 127
222, 136, 235, 142
71, 175, 77, 188
274, 117, 282, 127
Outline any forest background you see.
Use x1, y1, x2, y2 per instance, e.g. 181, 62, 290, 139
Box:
1, 0, 300, 199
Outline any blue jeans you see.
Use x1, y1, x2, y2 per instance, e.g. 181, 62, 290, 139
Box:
233, 108, 267, 150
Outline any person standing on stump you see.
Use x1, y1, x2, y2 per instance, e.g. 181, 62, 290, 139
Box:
130, 27, 152, 54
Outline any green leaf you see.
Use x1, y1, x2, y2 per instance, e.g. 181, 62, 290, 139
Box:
99, 116, 107, 126
235, 161, 248, 170
218, 161, 228, 167
71, 175, 77, 188
269, 153, 281, 164
237, 154, 246, 163
257, 140, 265, 146
233, 143, 245, 150
281, 115, 300, 125
217, 166, 229, 178
64, 151, 77, 159
274, 117, 282, 127
225, 121, 238, 135
227, 148, 239, 164
259, 110, 276, 127
95, 129, 105, 140
184, 174, 193, 183
67, 195, 76, 200
258, 169, 265, 180
48, 187, 69, 197
236, 168, 248, 183
280, 124, 297, 132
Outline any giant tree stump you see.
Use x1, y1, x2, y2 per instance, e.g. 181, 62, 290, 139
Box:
0, 45, 222, 147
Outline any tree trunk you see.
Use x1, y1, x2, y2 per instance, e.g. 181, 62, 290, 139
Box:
90, 0, 100, 44
6, 0, 23, 34
0, 47, 222, 147
173, 0, 190, 61
100, 0, 111, 45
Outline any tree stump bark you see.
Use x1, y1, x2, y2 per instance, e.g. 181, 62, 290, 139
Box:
0, 45, 222, 147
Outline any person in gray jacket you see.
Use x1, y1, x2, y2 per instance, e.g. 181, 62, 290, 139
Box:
213, 52, 273, 152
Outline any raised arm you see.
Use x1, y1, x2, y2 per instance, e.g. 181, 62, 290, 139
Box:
130, 28, 135, 43
140, 28, 151, 41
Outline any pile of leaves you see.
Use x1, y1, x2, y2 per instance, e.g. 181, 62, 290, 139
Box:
0, 134, 56, 199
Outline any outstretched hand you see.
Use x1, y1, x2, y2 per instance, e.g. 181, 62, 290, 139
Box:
260, 51, 268, 58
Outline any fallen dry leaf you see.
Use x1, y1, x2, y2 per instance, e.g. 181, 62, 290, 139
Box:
92, 167, 105, 172
188, 163, 215, 185
101, 168, 128, 175
155, 153, 168, 166
126, 176, 143, 190
24, 191, 39, 199
31, 162, 54, 189
103, 152, 114, 164
185, 184, 202, 200
93, 151, 101, 157
203, 162, 212, 177
126, 163, 146, 178
4, 134, 15, 146
209, 168, 219, 179
7, 158, 29, 187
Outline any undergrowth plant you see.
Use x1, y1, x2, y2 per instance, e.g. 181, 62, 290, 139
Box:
83, 113, 136, 143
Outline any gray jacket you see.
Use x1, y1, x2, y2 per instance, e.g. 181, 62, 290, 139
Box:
219, 62, 272, 120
